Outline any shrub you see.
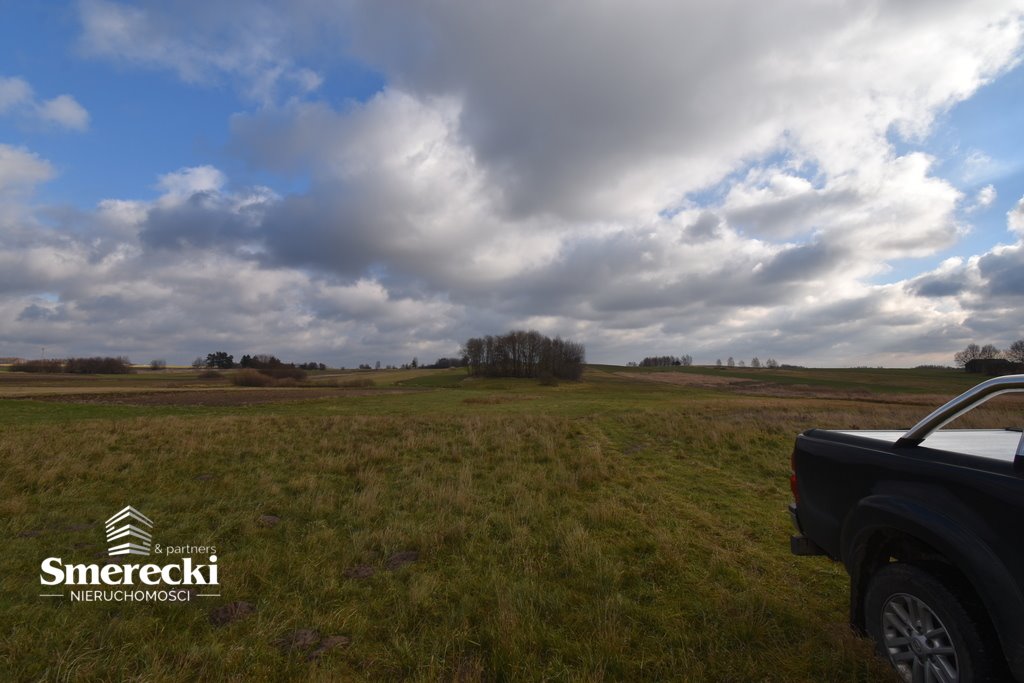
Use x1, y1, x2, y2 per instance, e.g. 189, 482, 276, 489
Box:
258, 366, 307, 381
231, 369, 274, 387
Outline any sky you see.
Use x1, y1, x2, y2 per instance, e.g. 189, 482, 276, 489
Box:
1, 1, 1023, 368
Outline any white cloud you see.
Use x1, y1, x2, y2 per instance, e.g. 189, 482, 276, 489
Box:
1009, 195, 1024, 236
0, 75, 89, 131
36, 94, 90, 131
0, 145, 55, 194
155, 165, 226, 200
77, 0, 324, 104
0, 76, 33, 112
971, 184, 998, 211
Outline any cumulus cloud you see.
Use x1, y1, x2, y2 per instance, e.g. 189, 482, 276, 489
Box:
0, 75, 89, 131
343, 0, 1022, 221
0, 76, 33, 111
969, 184, 998, 212
1009, 195, 1024, 236
0, 145, 55, 195
36, 94, 90, 131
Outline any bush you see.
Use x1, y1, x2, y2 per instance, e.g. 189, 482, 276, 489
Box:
9, 359, 64, 373
231, 369, 274, 387
257, 366, 307, 381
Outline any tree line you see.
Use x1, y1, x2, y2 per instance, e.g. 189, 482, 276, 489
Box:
954, 340, 1024, 366
714, 356, 778, 369
637, 355, 693, 367
462, 330, 585, 380
9, 356, 133, 374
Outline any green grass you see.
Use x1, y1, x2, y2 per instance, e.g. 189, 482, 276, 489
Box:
4, 366, 1006, 680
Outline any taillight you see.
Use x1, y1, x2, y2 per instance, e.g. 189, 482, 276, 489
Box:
789, 449, 799, 504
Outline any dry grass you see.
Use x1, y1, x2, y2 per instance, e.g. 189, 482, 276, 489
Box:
3, 366, 1008, 680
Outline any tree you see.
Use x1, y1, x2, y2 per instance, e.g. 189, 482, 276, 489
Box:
1006, 339, 1024, 363
205, 351, 234, 369
715, 359, 723, 368
751, 357, 761, 368
765, 358, 779, 369
191, 356, 205, 369
149, 359, 167, 370
980, 344, 1001, 359
727, 357, 735, 367
954, 344, 981, 367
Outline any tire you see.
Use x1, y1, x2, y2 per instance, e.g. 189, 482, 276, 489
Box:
864, 563, 1006, 683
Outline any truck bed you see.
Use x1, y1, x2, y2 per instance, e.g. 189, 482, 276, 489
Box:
830, 428, 1024, 462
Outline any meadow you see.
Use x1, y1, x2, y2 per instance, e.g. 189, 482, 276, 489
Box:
1, 364, 1016, 681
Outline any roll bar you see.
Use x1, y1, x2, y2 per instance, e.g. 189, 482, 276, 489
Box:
895, 374, 1024, 448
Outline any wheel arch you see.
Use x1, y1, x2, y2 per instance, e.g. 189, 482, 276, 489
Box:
842, 494, 1024, 679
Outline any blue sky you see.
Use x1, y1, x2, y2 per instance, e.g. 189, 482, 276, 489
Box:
1, 1, 1023, 367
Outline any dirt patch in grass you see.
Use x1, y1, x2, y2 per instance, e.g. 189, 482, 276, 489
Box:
616, 371, 753, 388
620, 371, 952, 405
27, 387, 416, 406
384, 550, 419, 571
462, 395, 539, 405
209, 601, 255, 627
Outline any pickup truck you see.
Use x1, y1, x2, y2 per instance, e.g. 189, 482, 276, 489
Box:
789, 374, 1024, 682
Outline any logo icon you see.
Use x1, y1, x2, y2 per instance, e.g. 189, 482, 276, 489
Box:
105, 505, 153, 556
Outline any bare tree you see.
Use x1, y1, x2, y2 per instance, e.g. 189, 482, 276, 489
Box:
954, 343, 1001, 367
954, 344, 981, 367
1006, 339, 1024, 364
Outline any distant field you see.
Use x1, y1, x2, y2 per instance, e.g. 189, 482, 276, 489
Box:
1, 365, 1016, 680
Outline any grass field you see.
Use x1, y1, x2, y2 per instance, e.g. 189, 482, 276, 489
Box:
1, 365, 1017, 681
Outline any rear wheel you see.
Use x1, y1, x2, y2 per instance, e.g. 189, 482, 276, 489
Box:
864, 563, 1004, 682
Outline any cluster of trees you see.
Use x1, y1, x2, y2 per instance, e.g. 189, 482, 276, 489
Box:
193, 352, 326, 372
954, 341, 1024, 366
714, 357, 779, 369
9, 359, 65, 373
195, 351, 235, 369
638, 355, 693, 367
10, 357, 133, 374
462, 330, 585, 380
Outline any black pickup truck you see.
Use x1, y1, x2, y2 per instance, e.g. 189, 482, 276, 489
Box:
789, 375, 1024, 682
